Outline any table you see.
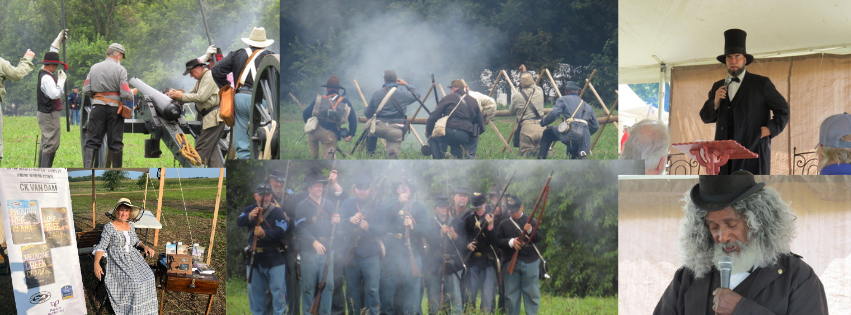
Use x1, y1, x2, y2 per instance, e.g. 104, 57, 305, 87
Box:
156, 260, 219, 315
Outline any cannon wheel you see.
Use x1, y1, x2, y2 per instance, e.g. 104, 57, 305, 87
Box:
79, 96, 108, 167
249, 54, 280, 159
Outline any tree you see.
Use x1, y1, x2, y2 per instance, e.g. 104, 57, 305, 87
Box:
136, 172, 148, 189
102, 170, 128, 191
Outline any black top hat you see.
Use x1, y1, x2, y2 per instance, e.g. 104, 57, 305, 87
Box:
183, 58, 205, 75
38, 51, 68, 70
321, 76, 345, 90
505, 194, 523, 212
471, 192, 487, 208
716, 29, 754, 65
689, 171, 765, 211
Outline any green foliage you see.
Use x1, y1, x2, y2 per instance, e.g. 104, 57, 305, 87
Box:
101, 170, 129, 191
629, 82, 660, 108
136, 172, 148, 189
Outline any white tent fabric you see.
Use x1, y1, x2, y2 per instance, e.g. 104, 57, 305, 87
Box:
619, 0, 851, 84
618, 84, 669, 124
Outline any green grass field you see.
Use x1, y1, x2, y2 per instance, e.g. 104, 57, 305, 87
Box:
278, 107, 618, 160
226, 278, 615, 315
0, 116, 178, 167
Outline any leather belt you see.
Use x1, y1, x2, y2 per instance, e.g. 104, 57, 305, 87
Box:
198, 105, 219, 117
93, 92, 121, 106
386, 232, 403, 239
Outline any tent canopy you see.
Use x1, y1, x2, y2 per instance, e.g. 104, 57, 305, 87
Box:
619, 0, 851, 84
618, 84, 669, 125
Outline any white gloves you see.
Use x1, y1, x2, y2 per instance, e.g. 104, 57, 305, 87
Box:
51, 29, 68, 50
197, 45, 217, 63
56, 69, 67, 88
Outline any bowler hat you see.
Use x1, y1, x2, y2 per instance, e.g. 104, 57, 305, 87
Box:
689, 171, 765, 211
321, 76, 344, 89
38, 51, 68, 70
183, 58, 204, 76
716, 29, 754, 65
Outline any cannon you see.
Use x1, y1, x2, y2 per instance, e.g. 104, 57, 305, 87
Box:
249, 54, 280, 159
80, 77, 228, 167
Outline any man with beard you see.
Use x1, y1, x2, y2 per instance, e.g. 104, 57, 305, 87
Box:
698, 29, 789, 175
340, 175, 384, 315
295, 173, 341, 315
461, 192, 497, 313
424, 196, 465, 315
654, 171, 827, 315
237, 184, 289, 315
379, 180, 428, 314
495, 195, 543, 315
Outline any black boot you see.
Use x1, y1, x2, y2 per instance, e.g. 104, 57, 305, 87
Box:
40, 152, 55, 168
111, 150, 122, 168
84, 148, 96, 168
37, 150, 43, 167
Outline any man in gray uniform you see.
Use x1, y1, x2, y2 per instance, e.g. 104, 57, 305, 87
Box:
0, 48, 35, 164
82, 43, 137, 167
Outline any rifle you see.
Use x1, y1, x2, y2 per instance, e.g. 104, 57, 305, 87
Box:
289, 92, 306, 111
309, 161, 340, 314
247, 199, 265, 283
463, 171, 515, 264
507, 171, 554, 274
61, 0, 69, 132
400, 171, 422, 278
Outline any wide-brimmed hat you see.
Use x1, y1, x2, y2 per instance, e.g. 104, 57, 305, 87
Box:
450, 79, 467, 89
108, 43, 127, 59
689, 171, 765, 212
716, 29, 754, 65
471, 191, 487, 208
241, 27, 275, 48
183, 58, 204, 75
321, 76, 344, 89
106, 198, 143, 222
38, 51, 68, 70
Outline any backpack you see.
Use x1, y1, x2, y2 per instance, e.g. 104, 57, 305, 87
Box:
312, 94, 350, 126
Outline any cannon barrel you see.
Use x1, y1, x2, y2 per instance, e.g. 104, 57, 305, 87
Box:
129, 77, 182, 121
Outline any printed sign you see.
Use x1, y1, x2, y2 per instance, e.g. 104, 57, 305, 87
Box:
20, 244, 55, 289
7, 200, 44, 245
40, 208, 71, 248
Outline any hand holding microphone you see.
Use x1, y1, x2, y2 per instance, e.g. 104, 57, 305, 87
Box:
714, 78, 731, 109
712, 256, 741, 315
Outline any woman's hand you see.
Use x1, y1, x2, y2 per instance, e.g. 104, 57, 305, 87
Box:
94, 264, 104, 280
144, 246, 156, 258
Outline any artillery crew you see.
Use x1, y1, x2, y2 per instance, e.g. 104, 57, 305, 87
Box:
294, 173, 340, 315
537, 81, 599, 159
236, 183, 289, 315
82, 42, 138, 167
364, 70, 419, 159
0, 47, 35, 163
303, 76, 357, 159
495, 195, 543, 315
168, 52, 223, 167
212, 26, 275, 159
510, 69, 546, 156
35, 30, 69, 168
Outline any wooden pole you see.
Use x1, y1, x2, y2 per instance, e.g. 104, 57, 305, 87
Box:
153, 168, 166, 246
353, 79, 369, 108
142, 172, 149, 210
91, 170, 95, 227
489, 121, 513, 152
545, 69, 562, 98
487, 70, 504, 98
207, 168, 224, 265
412, 83, 435, 120
501, 70, 517, 93
588, 82, 610, 115
438, 84, 446, 97
591, 92, 619, 151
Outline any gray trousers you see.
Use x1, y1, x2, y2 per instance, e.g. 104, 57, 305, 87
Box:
425, 269, 463, 315
37, 111, 61, 154
195, 120, 225, 167
503, 259, 541, 315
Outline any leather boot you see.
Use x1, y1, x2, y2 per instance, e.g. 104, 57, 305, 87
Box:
42, 152, 55, 168
83, 148, 96, 168
111, 150, 123, 168
37, 150, 43, 167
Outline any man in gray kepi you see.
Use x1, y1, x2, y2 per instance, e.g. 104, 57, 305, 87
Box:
654, 171, 827, 315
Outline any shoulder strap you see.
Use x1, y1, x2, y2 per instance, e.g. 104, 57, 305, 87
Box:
445, 94, 468, 118
509, 217, 545, 261
237, 48, 264, 87
565, 100, 585, 121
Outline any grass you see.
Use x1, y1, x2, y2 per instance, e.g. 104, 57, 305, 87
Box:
225, 277, 616, 314
278, 105, 619, 160
0, 116, 179, 167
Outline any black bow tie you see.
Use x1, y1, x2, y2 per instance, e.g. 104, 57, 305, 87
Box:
730, 77, 740, 83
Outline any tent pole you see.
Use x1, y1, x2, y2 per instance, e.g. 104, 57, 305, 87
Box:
91, 170, 95, 227
207, 168, 224, 265
658, 63, 667, 121
154, 168, 166, 246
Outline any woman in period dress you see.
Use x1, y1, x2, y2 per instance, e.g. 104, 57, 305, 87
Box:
94, 198, 158, 314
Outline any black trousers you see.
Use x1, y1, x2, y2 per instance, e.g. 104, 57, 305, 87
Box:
195, 121, 226, 167
429, 127, 472, 159
85, 104, 124, 152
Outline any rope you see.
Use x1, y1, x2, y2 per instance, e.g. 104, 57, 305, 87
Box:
175, 133, 204, 166
259, 120, 277, 160
176, 169, 194, 245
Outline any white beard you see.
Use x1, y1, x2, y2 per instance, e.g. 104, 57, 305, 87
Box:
713, 240, 763, 274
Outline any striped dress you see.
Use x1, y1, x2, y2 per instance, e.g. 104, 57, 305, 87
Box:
94, 222, 158, 314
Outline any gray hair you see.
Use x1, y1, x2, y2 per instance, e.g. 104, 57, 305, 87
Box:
620, 119, 671, 172
106, 48, 122, 57
678, 187, 796, 278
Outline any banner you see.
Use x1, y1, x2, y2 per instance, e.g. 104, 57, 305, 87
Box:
1, 169, 86, 315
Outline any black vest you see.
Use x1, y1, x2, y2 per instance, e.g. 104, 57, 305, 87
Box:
37, 70, 62, 113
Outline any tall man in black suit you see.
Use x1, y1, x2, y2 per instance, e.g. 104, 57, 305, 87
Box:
699, 29, 790, 175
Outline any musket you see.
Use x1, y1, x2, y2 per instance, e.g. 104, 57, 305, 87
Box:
309, 161, 339, 314
431, 74, 440, 106
61, 0, 69, 132
289, 92, 305, 111
507, 171, 554, 274
463, 171, 515, 264
247, 198, 265, 283
400, 170, 422, 278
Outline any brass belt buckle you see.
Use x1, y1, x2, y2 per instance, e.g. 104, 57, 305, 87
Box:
475, 252, 482, 257
395, 233, 403, 239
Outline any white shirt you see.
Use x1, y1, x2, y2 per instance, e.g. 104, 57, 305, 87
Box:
39, 46, 63, 100
730, 270, 750, 289
726, 69, 746, 101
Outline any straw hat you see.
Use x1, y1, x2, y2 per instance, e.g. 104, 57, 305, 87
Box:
241, 27, 275, 48
106, 198, 143, 222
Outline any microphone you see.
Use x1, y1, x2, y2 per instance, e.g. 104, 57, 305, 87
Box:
724, 77, 732, 90
719, 256, 733, 289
